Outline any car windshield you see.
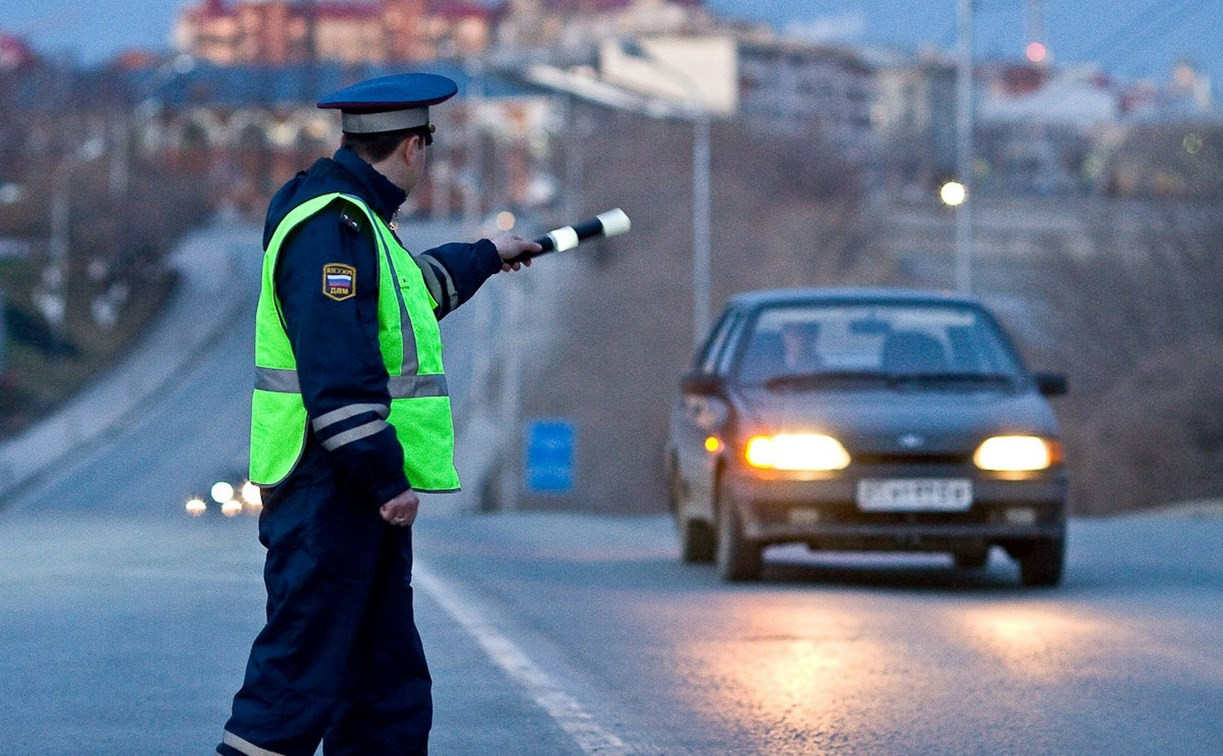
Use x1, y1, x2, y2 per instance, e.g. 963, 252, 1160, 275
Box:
734, 302, 1025, 389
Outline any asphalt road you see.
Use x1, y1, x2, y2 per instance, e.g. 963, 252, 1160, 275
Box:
1, 224, 1221, 754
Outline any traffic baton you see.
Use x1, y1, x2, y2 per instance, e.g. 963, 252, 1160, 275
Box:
508, 208, 631, 263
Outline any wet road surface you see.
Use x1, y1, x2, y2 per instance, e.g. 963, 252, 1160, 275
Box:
1, 224, 1220, 754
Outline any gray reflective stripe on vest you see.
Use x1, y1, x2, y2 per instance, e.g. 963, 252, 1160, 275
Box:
311, 403, 390, 433
388, 373, 448, 398
255, 367, 300, 393
222, 730, 287, 756
255, 367, 448, 399
373, 228, 420, 376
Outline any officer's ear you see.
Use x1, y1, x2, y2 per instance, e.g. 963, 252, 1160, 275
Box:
401, 134, 424, 166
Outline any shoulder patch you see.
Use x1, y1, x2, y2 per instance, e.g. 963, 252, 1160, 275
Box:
322, 263, 356, 301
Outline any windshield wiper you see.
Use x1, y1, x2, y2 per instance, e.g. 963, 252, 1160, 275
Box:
764, 370, 890, 390
763, 371, 1017, 391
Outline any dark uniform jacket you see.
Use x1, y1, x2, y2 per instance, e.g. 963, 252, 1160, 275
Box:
263, 147, 501, 504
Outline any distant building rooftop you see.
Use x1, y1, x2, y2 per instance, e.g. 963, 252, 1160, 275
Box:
118, 60, 538, 108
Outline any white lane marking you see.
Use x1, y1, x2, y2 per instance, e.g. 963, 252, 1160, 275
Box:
414, 562, 634, 755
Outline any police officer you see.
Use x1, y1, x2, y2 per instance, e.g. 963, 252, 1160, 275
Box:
219, 73, 540, 756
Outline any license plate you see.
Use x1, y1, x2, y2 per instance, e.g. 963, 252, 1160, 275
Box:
856, 479, 973, 512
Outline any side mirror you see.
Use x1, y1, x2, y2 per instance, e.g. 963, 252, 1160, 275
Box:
1033, 372, 1068, 397
680, 370, 724, 397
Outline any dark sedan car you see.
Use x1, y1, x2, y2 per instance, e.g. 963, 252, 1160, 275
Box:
665, 288, 1069, 585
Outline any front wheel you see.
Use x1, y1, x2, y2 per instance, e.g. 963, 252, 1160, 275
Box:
716, 481, 762, 581
1017, 538, 1065, 587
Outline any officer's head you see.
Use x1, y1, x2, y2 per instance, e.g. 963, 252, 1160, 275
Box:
317, 72, 458, 192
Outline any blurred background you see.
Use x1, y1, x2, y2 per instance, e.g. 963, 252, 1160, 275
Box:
1, 0, 1220, 516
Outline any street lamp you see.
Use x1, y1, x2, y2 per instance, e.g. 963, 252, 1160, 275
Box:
618, 39, 713, 347
940, 180, 966, 207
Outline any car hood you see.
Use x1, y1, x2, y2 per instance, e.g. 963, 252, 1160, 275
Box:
733, 386, 1061, 455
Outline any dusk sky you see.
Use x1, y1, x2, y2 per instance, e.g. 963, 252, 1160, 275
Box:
4, 0, 1222, 87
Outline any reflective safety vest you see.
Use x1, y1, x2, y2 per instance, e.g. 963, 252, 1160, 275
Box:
249, 192, 460, 491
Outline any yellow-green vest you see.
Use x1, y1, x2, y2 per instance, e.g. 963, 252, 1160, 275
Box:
249, 192, 460, 492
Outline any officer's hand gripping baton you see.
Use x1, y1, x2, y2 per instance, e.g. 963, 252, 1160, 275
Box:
508, 208, 632, 264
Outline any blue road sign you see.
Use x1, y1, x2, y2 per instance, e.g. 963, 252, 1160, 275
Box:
525, 419, 576, 493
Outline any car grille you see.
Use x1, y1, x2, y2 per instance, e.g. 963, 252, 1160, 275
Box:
851, 452, 971, 465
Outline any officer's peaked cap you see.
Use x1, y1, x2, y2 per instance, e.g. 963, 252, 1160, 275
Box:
317, 73, 458, 135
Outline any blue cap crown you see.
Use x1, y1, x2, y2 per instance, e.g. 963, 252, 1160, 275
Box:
318, 73, 458, 134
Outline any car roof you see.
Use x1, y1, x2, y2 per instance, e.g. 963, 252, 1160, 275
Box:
725, 286, 987, 312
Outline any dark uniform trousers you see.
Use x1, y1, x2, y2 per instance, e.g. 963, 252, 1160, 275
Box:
220, 444, 431, 756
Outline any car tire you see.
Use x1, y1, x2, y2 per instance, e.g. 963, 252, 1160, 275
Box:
953, 547, 990, 569
680, 519, 716, 563
1017, 538, 1064, 587
716, 482, 762, 582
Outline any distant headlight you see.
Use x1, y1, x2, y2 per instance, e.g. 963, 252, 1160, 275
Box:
745, 433, 851, 471
241, 481, 263, 508
973, 435, 1061, 472
211, 480, 235, 504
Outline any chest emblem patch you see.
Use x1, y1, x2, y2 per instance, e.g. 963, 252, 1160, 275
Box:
322, 263, 356, 301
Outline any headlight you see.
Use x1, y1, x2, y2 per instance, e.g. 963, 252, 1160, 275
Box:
745, 433, 851, 471
973, 435, 1060, 472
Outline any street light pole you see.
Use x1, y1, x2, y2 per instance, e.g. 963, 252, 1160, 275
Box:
691, 111, 712, 345
48, 159, 73, 286
618, 40, 714, 346
40, 139, 106, 345
463, 59, 485, 230
118, 55, 197, 199
955, 0, 975, 293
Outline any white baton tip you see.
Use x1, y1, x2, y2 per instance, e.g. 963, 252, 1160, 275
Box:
596, 208, 631, 237
548, 226, 580, 252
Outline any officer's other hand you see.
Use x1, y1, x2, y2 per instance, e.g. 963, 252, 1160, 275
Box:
491, 232, 539, 272
380, 488, 420, 527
